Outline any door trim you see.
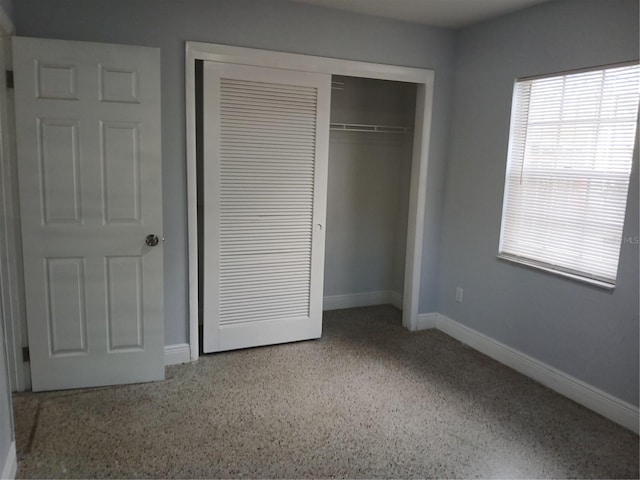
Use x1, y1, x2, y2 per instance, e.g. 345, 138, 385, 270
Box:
0, 15, 29, 392
185, 41, 435, 361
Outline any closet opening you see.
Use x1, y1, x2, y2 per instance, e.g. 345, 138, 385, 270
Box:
186, 42, 435, 359
324, 75, 416, 314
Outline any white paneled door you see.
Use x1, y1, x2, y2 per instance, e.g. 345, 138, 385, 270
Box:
13, 37, 164, 391
202, 62, 330, 352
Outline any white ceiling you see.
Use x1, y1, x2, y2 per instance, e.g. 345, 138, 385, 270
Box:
290, 0, 552, 28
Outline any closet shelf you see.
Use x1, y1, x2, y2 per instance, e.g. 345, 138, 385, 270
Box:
329, 123, 412, 134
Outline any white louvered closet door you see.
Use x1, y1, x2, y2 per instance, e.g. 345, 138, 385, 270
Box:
202, 62, 330, 353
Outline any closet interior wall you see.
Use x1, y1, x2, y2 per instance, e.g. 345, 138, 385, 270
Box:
324, 76, 416, 305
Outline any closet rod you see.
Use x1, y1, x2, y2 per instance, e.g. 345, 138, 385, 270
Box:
329, 123, 412, 134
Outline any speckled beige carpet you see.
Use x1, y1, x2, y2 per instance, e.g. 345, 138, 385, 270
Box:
12, 305, 639, 479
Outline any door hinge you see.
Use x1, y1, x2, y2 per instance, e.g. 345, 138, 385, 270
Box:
22, 346, 29, 362
5, 70, 13, 89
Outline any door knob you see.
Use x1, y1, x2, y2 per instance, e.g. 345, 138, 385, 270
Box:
145, 234, 159, 247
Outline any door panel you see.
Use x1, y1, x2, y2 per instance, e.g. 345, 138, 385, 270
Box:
203, 62, 330, 353
46, 257, 87, 355
102, 122, 142, 223
13, 37, 163, 391
105, 256, 144, 350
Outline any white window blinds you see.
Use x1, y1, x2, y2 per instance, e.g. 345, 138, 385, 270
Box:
499, 64, 640, 286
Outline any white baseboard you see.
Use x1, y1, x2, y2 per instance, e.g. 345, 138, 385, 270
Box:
434, 313, 639, 434
323, 291, 401, 311
1, 441, 16, 480
416, 312, 437, 330
164, 344, 191, 366
388, 291, 403, 310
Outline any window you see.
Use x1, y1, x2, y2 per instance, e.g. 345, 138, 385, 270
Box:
499, 63, 640, 288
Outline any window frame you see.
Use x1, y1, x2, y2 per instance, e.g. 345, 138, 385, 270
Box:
497, 62, 639, 290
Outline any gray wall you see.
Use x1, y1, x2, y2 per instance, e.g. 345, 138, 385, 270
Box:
325, 76, 414, 297
0, 0, 12, 24
440, 0, 640, 405
325, 133, 411, 297
0, 295, 14, 471
0, 0, 15, 467
15, 0, 456, 344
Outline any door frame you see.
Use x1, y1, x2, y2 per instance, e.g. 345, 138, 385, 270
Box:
185, 42, 435, 361
0, 15, 30, 391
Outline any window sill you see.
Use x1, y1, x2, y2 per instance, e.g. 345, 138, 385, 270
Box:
496, 254, 616, 291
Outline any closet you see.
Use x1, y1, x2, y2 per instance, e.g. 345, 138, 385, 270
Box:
192, 49, 430, 355
324, 76, 416, 307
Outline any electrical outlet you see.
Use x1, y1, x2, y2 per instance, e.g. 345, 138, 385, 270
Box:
455, 287, 463, 302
